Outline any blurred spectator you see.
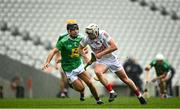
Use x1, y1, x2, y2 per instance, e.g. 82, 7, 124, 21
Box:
0, 86, 3, 98
123, 58, 143, 96
166, 66, 175, 96
11, 76, 25, 98
27, 76, 33, 98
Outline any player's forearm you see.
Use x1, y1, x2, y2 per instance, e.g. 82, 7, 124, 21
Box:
46, 52, 54, 63
99, 46, 117, 56
46, 49, 58, 63
55, 53, 61, 63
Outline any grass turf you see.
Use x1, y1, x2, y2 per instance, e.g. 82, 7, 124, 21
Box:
0, 97, 180, 108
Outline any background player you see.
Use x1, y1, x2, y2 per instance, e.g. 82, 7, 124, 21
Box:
54, 53, 69, 98
145, 53, 171, 98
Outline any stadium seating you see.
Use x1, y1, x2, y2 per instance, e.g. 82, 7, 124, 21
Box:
0, 0, 180, 87
146, 0, 180, 14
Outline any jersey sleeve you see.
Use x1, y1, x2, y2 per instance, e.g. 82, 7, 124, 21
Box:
55, 33, 67, 51
56, 39, 63, 51
57, 36, 63, 42
101, 30, 112, 42
164, 65, 170, 73
150, 59, 156, 67
163, 59, 170, 72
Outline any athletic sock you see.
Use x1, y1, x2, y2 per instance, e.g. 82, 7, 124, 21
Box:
80, 92, 84, 98
96, 97, 100, 101
135, 90, 142, 98
106, 83, 113, 92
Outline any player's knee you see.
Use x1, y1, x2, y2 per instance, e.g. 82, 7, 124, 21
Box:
79, 87, 85, 92
76, 85, 85, 92
73, 81, 85, 92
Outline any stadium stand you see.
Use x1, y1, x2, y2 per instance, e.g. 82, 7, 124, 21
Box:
144, 0, 180, 14
0, 53, 60, 98
0, 0, 180, 97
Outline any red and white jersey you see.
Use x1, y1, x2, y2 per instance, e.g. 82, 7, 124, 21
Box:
81, 30, 117, 60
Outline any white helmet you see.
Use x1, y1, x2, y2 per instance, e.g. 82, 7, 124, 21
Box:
155, 53, 164, 60
85, 23, 99, 37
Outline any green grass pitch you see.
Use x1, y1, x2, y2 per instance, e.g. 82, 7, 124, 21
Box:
0, 97, 180, 108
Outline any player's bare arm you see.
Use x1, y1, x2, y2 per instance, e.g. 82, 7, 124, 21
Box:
42, 48, 59, 70
55, 52, 61, 63
96, 38, 117, 59
54, 52, 62, 69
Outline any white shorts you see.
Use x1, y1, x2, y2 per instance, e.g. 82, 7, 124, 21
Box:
64, 63, 85, 84
96, 55, 123, 73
